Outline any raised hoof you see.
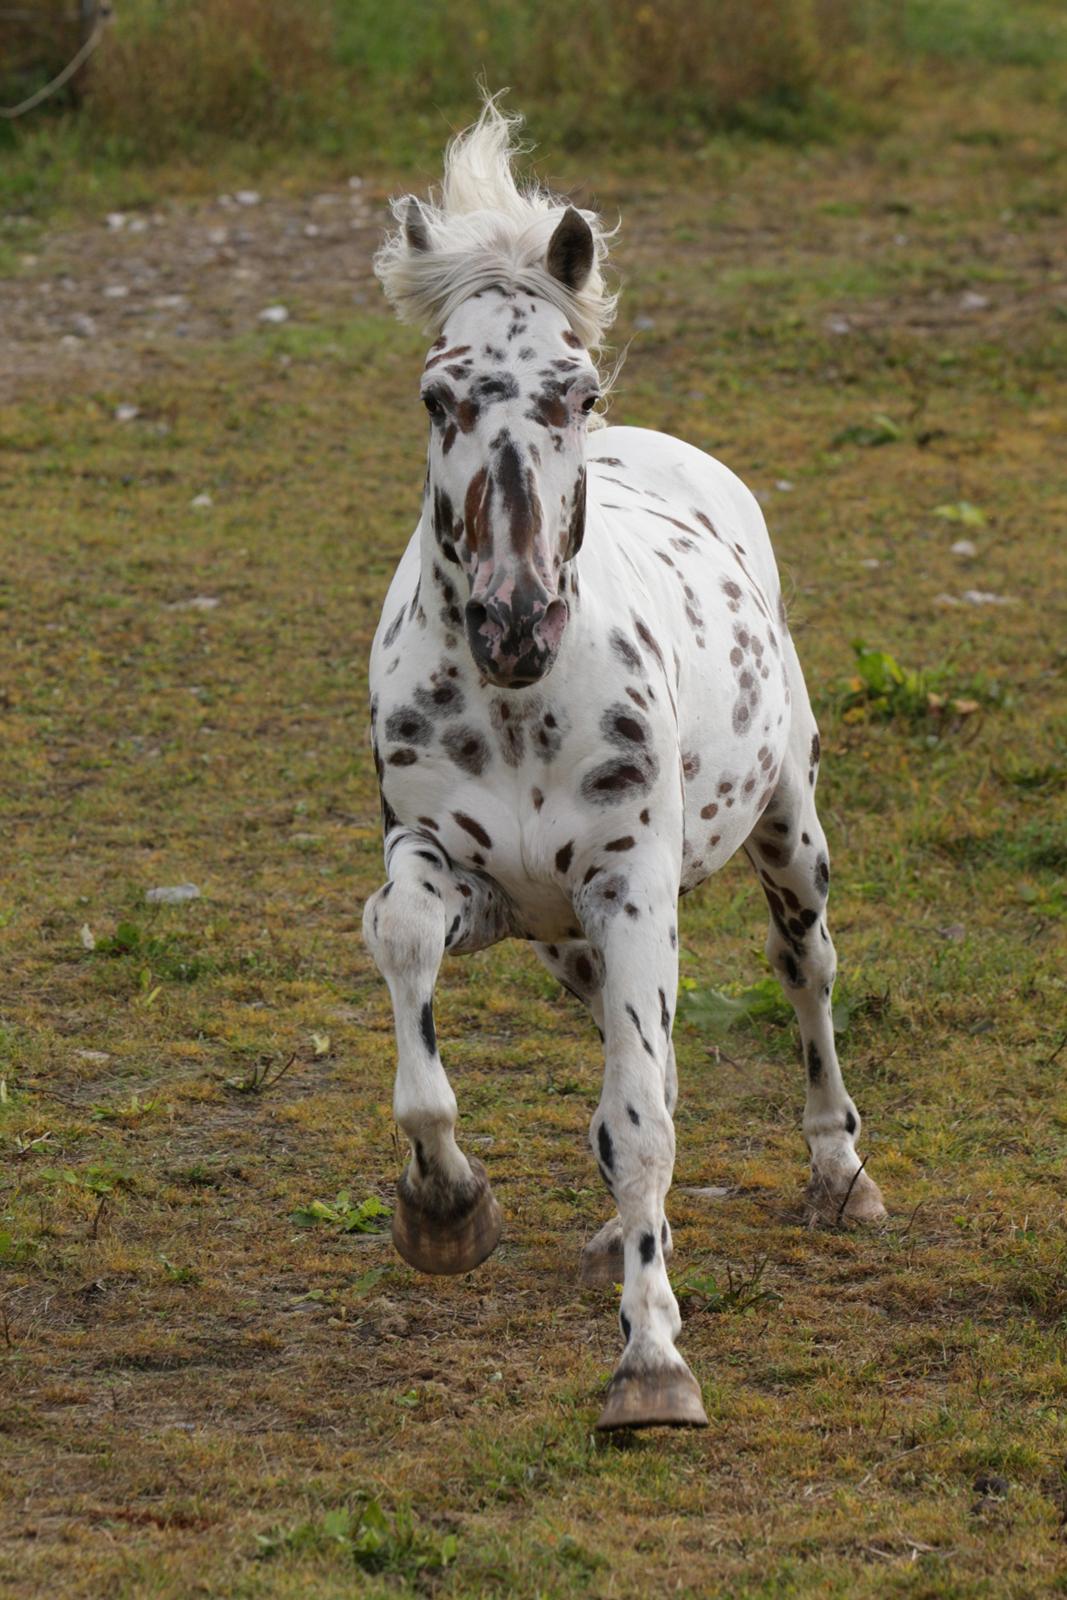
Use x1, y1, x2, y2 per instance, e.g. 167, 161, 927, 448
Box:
391, 1157, 502, 1275
596, 1367, 709, 1431
806, 1164, 887, 1226
580, 1217, 672, 1288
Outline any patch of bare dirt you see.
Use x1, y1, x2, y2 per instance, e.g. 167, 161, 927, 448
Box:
1, 181, 386, 401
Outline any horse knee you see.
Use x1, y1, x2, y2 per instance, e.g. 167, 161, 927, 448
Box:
363, 878, 446, 981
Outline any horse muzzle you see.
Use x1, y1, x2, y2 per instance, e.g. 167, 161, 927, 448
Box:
464, 585, 569, 688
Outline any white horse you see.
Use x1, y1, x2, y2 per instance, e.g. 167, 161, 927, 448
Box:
363, 103, 886, 1431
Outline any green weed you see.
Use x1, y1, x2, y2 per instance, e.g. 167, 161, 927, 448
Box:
679, 975, 793, 1037
90, 920, 208, 984
291, 1191, 390, 1232
255, 1499, 457, 1575
673, 1257, 784, 1317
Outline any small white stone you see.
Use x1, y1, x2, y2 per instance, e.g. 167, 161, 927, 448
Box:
79, 924, 96, 951
128, 218, 148, 234
70, 314, 96, 339
106, 212, 126, 230
860, 557, 881, 569
153, 294, 188, 310
348, 176, 364, 190
145, 883, 200, 905
114, 403, 140, 423
74, 1049, 111, 1063
190, 493, 213, 510
933, 592, 961, 606
950, 539, 977, 557
633, 315, 656, 331
166, 594, 220, 612
960, 291, 989, 311
774, 479, 795, 493
235, 190, 261, 207
962, 589, 1015, 606
825, 314, 852, 335
303, 223, 321, 238
103, 284, 129, 299
259, 304, 289, 324
207, 227, 228, 246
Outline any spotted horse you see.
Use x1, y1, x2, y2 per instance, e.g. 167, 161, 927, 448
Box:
363, 101, 886, 1432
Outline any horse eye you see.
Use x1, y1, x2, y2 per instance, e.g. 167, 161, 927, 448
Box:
581, 394, 600, 414
423, 393, 443, 420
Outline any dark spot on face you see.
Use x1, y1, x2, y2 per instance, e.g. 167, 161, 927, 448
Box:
639, 1232, 656, 1265
495, 436, 542, 557
387, 749, 418, 767
532, 787, 544, 810
555, 840, 574, 874
605, 835, 635, 852
627, 1104, 640, 1126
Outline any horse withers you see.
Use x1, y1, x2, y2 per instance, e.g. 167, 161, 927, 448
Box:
363, 103, 886, 1431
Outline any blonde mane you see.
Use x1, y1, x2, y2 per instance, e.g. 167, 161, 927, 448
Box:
374, 99, 618, 355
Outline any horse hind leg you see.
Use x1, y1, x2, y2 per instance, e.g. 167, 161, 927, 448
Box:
534, 938, 677, 1288
363, 830, 510, 1273
745, 755, 887, 1224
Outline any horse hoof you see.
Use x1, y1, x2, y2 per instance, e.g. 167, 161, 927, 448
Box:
580, 1217, 672, 1288
391, 1157, 502, 1275
596, 1366, 709, 1431
806, 1165, 887, 1225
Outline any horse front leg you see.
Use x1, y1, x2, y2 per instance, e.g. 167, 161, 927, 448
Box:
362, 829, 511, 1274
577, 854, 708, 1431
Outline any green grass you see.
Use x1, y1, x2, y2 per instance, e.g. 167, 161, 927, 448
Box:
1, 19, 1066, 1598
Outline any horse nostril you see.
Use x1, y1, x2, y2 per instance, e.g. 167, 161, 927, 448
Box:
534, 598, 569, 653
465, 600, 488, 635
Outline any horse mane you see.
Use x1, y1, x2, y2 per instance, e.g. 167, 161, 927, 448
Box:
374, 98, 618, 355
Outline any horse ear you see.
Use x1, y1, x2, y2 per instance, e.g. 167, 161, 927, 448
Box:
546, 206, 594, 291
405, 198, 431, 253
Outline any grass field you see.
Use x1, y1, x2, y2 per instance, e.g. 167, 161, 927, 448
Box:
1, 20, 1066, 1600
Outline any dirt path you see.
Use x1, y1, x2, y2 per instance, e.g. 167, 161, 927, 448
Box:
2, 180, 384, 400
